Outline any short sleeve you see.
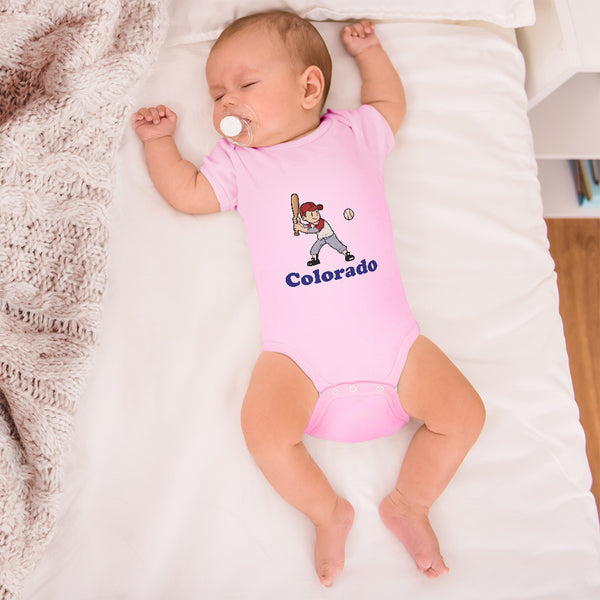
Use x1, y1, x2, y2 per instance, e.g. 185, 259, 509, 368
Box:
325, 104, 395, 167
199, 139, 238, 212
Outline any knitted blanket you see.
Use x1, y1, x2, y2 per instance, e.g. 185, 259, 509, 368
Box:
0, 1, 166, 596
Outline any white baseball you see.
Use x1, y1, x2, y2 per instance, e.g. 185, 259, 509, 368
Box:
343, 208, 354, 220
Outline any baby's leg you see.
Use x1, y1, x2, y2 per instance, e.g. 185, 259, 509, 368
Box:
241, 351, 355, 587
380, 336, 485, 578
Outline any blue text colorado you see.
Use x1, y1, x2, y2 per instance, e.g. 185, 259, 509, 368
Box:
285, 258, 378, 288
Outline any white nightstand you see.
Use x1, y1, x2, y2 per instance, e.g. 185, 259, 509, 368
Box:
516, 0, 600, 217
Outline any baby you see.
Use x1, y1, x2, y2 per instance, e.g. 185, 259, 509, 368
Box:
133, 11, 485, 588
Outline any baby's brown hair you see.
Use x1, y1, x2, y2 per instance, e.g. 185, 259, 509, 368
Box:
213, 10, 332, 108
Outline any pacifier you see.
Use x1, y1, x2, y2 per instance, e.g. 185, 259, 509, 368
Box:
219, 104, 257, 147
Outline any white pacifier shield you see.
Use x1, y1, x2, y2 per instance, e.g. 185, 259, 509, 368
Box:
220, 115, 243, 137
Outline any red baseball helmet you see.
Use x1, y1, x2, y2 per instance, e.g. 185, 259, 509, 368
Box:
300, 202, 324, 216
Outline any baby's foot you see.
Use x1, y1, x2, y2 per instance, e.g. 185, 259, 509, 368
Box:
314, 497, 355, 587
379, 490, 449, 578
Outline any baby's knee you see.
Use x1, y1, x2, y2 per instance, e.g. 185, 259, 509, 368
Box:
240, 400, 293, 459
240, 402, 267, 456
473, 392, 486, 429
461, 389, 486, 443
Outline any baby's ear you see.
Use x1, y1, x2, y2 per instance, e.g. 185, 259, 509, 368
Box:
300, 66, 325, 110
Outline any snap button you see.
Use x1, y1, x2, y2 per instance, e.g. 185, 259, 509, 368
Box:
376, 385, 384, 392
331, 388, 339, 395
349, 385, 358, 393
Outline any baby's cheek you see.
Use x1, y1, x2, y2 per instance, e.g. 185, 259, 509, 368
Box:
212, 113, 221, 134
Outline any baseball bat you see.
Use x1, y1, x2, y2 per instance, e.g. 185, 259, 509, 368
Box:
291, 193, 300, 236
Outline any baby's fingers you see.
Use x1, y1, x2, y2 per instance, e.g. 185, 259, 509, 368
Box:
342, 24, 359, 39
136, 107, 158, 122
163, 106, 177, 121
148, 106, 163, 124
134, 107, 150, 121
134, 106, 165, 124
346, 20, 375, 38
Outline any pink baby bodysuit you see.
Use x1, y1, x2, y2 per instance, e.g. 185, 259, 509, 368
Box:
201, 105, 419, 442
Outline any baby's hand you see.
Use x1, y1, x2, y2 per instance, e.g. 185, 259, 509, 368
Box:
132, 105, 177, 143
341, 21, 381, 57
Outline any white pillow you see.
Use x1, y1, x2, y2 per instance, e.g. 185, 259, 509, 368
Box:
298, 0, 534, 26
166, 0, 534, 45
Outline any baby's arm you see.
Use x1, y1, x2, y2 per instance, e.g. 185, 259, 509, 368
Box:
133, 105, 220, 215
341, 21, 406, 134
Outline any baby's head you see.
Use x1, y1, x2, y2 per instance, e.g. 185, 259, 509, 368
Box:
206, 10, 332, 147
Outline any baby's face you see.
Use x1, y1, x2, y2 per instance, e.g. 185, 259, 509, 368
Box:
206, 27, 308, 147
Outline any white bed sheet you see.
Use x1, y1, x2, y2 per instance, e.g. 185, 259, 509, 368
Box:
24, 17, 600, 600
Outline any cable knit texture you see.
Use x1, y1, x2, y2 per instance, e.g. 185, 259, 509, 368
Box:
0, 1, 166, 596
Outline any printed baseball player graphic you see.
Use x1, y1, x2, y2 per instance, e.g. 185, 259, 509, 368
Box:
292, 195, 355, 267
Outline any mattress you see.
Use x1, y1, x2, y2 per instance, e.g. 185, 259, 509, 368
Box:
23, 8, 600, 600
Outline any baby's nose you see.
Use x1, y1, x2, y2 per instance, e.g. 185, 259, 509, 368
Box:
222, 92, 239, 107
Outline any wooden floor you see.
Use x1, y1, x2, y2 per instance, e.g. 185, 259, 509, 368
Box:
546, 219, 600, 516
